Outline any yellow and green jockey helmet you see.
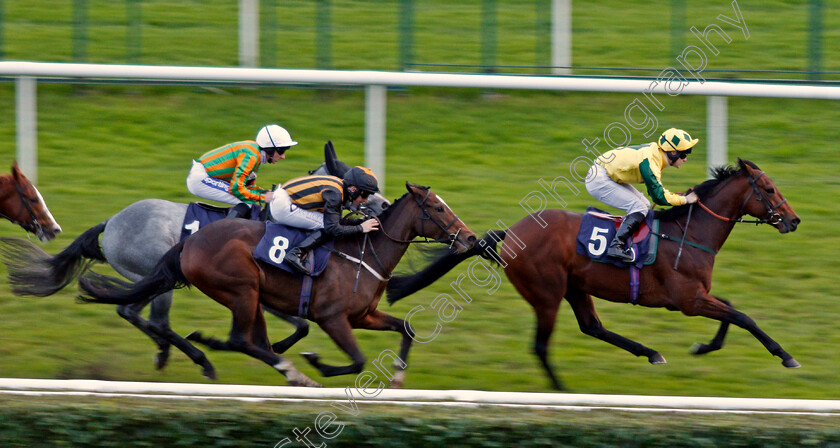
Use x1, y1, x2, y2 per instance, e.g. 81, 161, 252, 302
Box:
658, 128, 699, 153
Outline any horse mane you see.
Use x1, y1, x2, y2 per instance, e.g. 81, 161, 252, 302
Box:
374, 184, 429, 223
654, 160, 757, 222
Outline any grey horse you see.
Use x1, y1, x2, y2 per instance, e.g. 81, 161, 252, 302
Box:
0, 142, 389, 380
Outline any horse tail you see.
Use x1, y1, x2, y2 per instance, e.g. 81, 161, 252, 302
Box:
387, 230, 506, 304
78, 241, 189, 306
0, 222, 107, 297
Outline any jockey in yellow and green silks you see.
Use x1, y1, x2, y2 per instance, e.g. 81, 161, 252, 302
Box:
585, 128, 700, 262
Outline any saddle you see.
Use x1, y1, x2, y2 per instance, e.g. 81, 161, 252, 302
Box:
584, 210, 651, 244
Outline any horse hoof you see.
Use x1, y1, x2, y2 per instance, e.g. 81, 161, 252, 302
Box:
301, 352, 320, 365
155, 351, 170, 370
783, 358, 801, 369
203, 366, 217, 381
649, 353, 667, 364
689, 343, 706, 355
185, 331, 201, 342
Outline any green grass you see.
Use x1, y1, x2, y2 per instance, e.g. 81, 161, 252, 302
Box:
0, 1, 838, 401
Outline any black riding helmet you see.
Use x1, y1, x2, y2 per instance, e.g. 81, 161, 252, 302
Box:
343, 166, 379, 200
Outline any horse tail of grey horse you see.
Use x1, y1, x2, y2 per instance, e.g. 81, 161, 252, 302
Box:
0, 222, 107, 297
78, 240, 189, 306
386, 230, 507, 305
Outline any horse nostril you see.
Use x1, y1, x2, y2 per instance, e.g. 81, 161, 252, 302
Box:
467, 235, 477, 243
380, 203, 389, 210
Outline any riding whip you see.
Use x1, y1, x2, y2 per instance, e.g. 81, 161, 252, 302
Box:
353, 232, 369, 293
673, 203, 693, 270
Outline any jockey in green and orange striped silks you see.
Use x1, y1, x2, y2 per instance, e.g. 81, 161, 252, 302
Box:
186, 124, 297, 219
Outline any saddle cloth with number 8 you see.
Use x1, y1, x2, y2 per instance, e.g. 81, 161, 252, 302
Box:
575, 206, 659, 269
253, 222, 333, 277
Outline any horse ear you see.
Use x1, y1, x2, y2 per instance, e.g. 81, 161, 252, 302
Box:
736, 158, 753, 174
11, 161, 23, 181
324, 141, 350, 177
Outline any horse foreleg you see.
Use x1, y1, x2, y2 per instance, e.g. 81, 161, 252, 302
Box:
687, 294, 800, 368
302, 317, 366, 377
262, 305, 310, 354
691, 296, 731, 356
353, 309, 412, 388
565, 289, 667, 365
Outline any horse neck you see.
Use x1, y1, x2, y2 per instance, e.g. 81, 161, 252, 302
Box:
0, 175, 13, 215
367, 196, 419, 273
685, 176, 749, 253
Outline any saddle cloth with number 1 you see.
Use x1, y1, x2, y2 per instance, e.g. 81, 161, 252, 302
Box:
253, 222, 333, 277
575, 206, 659, 269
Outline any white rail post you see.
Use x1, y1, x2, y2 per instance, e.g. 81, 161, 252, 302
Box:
551, 0, 572, 75
365, 85, 386, 193
706, 95, 728, 176
16, 76, 37, 184
239, 0, 259, 67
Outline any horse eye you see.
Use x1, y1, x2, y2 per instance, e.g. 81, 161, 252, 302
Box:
436, 206, 444, 213
765, 188, 775, 194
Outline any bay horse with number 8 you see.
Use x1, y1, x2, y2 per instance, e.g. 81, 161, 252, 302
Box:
78, 183, 476, 386
387, 159, 801, 390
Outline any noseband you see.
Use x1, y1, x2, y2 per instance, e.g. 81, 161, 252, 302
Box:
698, 171, 786, 226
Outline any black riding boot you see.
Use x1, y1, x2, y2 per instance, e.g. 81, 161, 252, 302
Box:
284, 230, 330, 275
226, 203, 252, 219
606, 211, 646, 262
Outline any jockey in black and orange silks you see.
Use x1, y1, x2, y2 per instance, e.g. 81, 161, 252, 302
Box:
269, 166, 381, 275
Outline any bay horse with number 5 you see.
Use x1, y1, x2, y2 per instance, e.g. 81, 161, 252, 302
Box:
0, 162, 61, 241
78, 183, 476, 386
387, 159, 801, 390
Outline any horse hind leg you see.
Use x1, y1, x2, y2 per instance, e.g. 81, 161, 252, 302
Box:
531, 297, 565, 391
186, 292, 321, 387
565, 288, 666, 364
116, 294, 217, 380
690, 295, 730, 356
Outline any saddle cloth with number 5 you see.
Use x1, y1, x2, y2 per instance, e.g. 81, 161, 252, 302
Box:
575, 206, 659, 269
253, 222, 333, 277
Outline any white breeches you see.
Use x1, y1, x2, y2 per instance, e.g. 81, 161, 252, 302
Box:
186, 160, 241, 205
268, 187, 324, 230
584, 164, 651, 216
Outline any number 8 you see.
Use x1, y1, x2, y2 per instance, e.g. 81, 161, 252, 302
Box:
269, 236, 290, 263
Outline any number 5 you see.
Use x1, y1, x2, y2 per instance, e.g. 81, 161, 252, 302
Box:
588, 226, 609, 256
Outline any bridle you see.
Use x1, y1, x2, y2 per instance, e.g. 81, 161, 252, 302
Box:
0, 180, 47, 236
377, 189, 462, 247
665, 170, 788, 269
697, 171, 786, 226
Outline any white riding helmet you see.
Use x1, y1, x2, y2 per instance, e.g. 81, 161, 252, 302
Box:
255, 124, 298, 149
